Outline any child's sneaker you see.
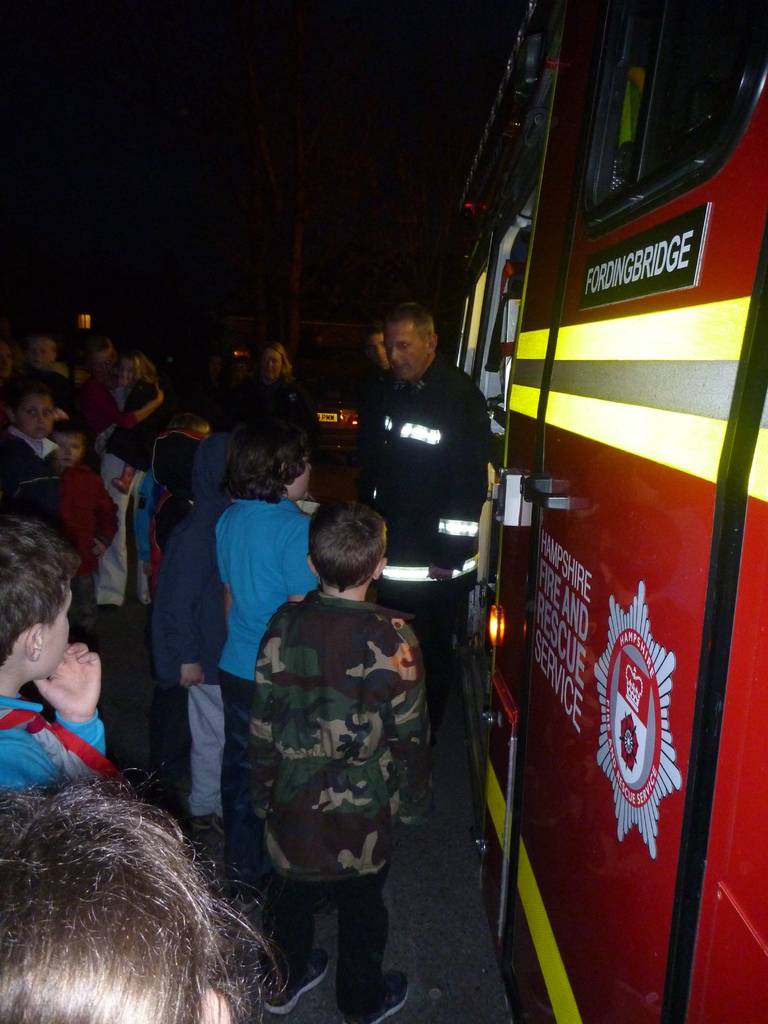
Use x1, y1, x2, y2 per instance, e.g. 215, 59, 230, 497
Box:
265, 948, 329, 1015
343, 971, 408, 1024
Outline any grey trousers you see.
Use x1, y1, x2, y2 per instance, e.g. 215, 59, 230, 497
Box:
187, 683, 225, 817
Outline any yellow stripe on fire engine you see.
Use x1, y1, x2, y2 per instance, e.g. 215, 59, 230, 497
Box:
484, 763, 507, 851
517, 328, 550, 360
748, 428, 768, 502
516, 296, 749, 362
510, 384, 727, 483
518, 839, 583, 1023
547, 392, 726, 482
510, 383, 541, 419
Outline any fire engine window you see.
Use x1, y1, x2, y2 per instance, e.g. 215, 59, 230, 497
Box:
643, 1, 753, 177
586, 0, 763, 227
587, 0, 661, 206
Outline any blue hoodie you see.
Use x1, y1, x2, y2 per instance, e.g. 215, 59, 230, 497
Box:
151, 433, 230, 689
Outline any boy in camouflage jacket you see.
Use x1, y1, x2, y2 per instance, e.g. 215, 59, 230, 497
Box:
251, 501, 431, 1024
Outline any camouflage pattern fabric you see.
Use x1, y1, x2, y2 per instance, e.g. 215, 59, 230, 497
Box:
251, 590, 431, 881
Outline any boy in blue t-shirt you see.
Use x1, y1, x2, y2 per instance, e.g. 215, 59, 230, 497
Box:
0, 515, 117, 787
216, 419, 316, 902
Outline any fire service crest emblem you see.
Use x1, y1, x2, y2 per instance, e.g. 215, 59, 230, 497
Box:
595, 581, 682, 859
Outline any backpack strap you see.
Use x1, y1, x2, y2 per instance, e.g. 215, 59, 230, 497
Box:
0, 707, 120, 781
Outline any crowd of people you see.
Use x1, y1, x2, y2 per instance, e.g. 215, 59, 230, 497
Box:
0, 302, 490, 1024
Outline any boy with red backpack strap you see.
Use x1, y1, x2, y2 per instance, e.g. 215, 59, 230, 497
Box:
0, 515, 118, 786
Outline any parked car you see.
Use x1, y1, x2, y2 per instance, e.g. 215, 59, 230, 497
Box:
309, 377, 360, 455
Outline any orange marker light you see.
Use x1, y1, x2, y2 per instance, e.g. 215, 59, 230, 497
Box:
489, 604, 506, 646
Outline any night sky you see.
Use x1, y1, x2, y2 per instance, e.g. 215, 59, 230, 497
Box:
0, 1, 521, 350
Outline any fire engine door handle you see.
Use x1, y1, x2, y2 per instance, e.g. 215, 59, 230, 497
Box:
523, 473, 575, 510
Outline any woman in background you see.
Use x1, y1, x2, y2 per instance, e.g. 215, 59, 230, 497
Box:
235, 342, 317, 444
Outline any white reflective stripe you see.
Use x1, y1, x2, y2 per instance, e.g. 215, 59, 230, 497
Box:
382, 565, 431, 581
439, 518, 479, 537
454, 556, 479, 577
384, 415, 393, 431
400, 422, 442, 445
382, 555, 479, 583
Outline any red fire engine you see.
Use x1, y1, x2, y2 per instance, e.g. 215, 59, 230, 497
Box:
457, 1, 768, 1020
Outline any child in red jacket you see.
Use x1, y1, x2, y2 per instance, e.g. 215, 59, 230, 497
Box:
51, 423, 117, 643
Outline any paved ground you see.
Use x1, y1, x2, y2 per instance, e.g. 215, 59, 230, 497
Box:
95, 458, 510, 1022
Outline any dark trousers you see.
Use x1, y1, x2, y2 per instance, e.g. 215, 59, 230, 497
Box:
149, 685, 190, 784
270, 866, 390, 1016
219, 670, 269, 890
69, 573, 98, 646
377, 576, 469, 735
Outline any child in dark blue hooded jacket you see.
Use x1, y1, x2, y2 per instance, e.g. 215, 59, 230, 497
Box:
151, 432, 230, 830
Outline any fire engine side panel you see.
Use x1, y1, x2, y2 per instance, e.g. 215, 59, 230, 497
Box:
486, 17, 591, 995
686, 505, 768, 1018
494, 0, 598, 758
523, 431, 710, 1022
501, 6, 768, 1022
494, 414, 537, 710
541, 61, 768, 1024
471, 0, 768, 1015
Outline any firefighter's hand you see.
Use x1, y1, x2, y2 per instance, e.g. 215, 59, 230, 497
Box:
35, 644, 101, 723
180, 662, 205, 688
428, 564, 454, 580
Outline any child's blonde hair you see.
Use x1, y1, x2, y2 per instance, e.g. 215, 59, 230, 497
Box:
167, 412, 212, 436
120, 349, 159, 386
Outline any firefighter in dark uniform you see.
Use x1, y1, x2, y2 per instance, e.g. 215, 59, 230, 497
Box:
362, 302, 489, 738
357, 320, 390, 506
